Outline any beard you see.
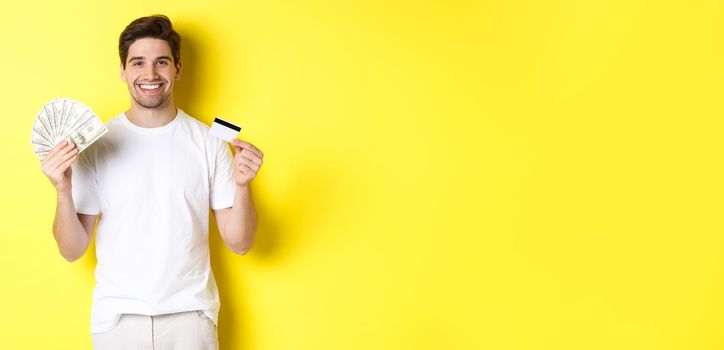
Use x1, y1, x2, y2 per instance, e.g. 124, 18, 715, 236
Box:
131, 81, 170, 109
133, 92, 169, 109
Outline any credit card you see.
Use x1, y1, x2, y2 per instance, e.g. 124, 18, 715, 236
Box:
209, 116, 241, 142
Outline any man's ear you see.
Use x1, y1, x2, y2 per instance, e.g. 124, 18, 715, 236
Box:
120, 63, 126, 83
175, 59, 183, 80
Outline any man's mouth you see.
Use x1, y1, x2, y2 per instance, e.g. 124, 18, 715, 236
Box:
137, 83, 164, 94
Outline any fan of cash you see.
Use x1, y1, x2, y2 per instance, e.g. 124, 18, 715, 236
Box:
31, 98, 108, 160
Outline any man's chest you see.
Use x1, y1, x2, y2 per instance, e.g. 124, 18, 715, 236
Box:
95, 138, 210, 204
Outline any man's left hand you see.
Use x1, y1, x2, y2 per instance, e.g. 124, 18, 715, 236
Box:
230, 139, 264, 187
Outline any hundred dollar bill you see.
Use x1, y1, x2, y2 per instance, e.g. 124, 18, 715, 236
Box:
32, 98, 108, 161
62, 117, 108, 153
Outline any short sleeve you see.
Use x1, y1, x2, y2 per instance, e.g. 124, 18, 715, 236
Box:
71, 150, 101, 215
210, 140, 236, 210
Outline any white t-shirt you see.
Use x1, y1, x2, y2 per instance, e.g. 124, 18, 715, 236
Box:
71, 108, 236, 334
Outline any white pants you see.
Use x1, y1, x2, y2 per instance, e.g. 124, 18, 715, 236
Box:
91, 310, 218, 350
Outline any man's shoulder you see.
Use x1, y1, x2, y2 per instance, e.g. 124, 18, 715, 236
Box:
179, 109, 218, 136
106, 112, 125, 127
177, 110, 227, 149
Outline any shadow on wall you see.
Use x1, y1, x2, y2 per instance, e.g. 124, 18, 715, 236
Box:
174, 21, 234, 120
209, 155, 349, 349
174, 28, 204, 117
208, 193, 278, 349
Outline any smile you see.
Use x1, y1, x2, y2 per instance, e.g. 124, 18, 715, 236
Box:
137, 83, 163, 93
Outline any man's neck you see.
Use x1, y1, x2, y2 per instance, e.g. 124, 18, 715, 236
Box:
125, 100, 178, 128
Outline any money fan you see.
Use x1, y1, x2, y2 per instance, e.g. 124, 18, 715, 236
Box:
31, 98, 108, 160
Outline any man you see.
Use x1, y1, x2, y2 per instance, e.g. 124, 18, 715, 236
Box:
40, 14, 263, 349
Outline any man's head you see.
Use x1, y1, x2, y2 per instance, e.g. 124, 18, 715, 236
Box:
119, 15, 182, 110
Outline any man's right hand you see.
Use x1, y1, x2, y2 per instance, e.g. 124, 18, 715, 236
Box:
41, 140, 79, 193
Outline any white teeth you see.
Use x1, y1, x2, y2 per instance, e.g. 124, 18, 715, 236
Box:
140, 84, 160, 90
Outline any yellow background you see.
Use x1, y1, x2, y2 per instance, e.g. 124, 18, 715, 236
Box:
1, 0, 723, 349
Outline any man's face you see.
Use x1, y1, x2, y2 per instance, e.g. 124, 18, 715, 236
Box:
121, 38, 181, 109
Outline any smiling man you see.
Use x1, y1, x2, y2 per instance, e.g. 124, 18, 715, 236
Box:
39, 15, 263, 349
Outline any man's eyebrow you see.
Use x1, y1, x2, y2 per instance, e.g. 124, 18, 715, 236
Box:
128, 56, 172, 62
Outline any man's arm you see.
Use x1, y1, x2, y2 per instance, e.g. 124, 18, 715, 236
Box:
212, 184, 257, 255
212, 138, 263, 255
42, 140, 96, 262
54, 192, 97, 262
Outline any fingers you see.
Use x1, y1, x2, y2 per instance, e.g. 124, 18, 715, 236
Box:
45, 149, 79, 176
42, 141, 77, 170
58, 146, 80, 165
237, 149, 263, 165
46, 142, 77, 168
231, 139, 264, 159
56, 152, 79, 173
237, 156, 260, 172
45, 140, 73, 160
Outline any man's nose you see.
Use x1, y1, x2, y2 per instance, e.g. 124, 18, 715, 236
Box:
142, 64, 160, 80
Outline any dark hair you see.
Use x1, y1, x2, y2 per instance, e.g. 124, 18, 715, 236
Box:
119, 14, 181, 69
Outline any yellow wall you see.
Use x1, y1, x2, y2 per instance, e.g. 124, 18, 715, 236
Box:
2, 0, 723, 349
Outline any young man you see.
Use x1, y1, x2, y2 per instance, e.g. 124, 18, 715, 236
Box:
40, 15, 264, 349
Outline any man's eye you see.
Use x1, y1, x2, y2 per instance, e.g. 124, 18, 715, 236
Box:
133, 61, 142, 66
158, 61, 168, 65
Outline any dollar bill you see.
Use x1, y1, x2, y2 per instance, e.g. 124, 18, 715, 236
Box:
31, 98, 108, 161
63, 117, 108, 153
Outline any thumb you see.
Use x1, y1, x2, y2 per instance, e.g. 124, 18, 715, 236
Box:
231, 138, 248, 149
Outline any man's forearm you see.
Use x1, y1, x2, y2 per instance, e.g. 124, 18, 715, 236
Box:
221, 185, 258, 255
53, 191, 89, 262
